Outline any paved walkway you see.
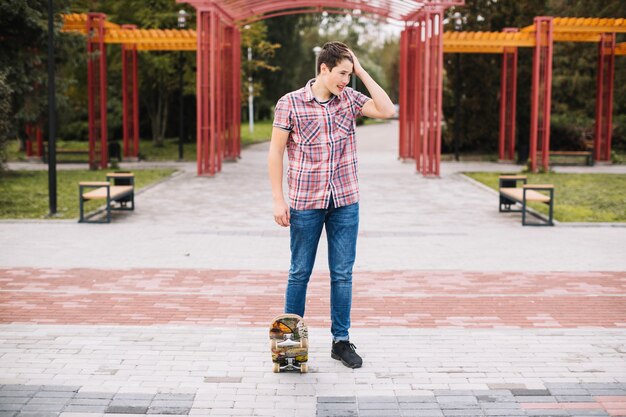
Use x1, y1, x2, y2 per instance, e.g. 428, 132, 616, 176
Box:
1, 121, 625, 417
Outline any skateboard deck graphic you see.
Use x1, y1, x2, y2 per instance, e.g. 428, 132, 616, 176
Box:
269, 313, 309, 373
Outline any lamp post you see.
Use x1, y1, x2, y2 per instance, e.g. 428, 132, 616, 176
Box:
453, 12, 463, 162
313, 46, 322, 77
47, 0, 57, 215
177, 9, 187, 161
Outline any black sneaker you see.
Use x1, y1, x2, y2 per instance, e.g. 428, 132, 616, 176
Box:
331, 341, 363, 368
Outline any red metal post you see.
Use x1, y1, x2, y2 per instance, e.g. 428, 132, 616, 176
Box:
529, 17, 553, 172
209, 9, 217, 175
196, 9, 207, 175
234, 28, 242, 159
121, 24, 139, 160
398, 28, 408, 160
595, 32, 616, 162
499, 28, 519, 161
433, 9, 443, 176
25, 124, 43, 158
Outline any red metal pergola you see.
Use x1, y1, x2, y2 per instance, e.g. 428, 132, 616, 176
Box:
180, 0, 463, 176
57, 8, 625, 176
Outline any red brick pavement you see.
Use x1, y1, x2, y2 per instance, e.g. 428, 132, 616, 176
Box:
0, 268, 625, 328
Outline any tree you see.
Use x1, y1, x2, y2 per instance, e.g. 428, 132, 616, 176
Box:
241, 21, 281, 121
0, 72, 12, 171
0, 0, 74, 153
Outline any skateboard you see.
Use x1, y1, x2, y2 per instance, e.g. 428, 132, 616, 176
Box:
269, 313, 309, 373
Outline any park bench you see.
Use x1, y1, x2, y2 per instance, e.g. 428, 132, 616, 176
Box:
79, 172, 135, 223
498, 175, 554, 226
548, 150, 594, 166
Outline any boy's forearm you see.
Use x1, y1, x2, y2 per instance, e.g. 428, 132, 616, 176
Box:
357, 69, 395, 117
268, 152, 285, 202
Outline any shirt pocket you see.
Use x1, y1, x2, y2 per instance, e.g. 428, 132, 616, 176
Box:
297, 118, 321, 145
334, 110, 354, 137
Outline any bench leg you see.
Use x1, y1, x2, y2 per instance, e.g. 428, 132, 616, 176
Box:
106, 189, 111, 223
79, 190, 84, 223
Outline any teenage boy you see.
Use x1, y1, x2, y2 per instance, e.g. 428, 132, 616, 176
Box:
268, 41, 395, 368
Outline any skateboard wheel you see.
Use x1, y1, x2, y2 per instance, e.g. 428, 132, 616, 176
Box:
300, 363, 308, 373
273, 363, 280, 373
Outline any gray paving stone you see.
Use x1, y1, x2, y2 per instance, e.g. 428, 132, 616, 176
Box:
477, 397, 516, 404
554, 396, 595, 403
545, 384, 580, 389
511, 391, 551, 397
152, 394, 195, 402
106, 405, 149, 414
515, 397, 557, 404
399, 404, 442, 410
16, 413, 60, 417
397, 397, 438, 404
566, 410, 608, 416
0, 398, 29, 405
480, 404, 521, 410
435, 392, 477, 397
437, 397, 478, 405
109, 400, 152, 408
31, 393, 73, 400
1, 387, 41, 393
203, 376, 242, 383
359, 397, 399, 404
20, 404, 66, 413
359, 403, 401, 411
359, 410, 402, 417
0, 405, 23, 412
149, 401, 192, 408
0, 412, 17, 417
146, 406, 190, 415
317, 403, 356, 411
482, 410, 526, 416
473, 392, 514, 397
579, 384, 622, 390
39, 387, 78, 393
26, 399, 68, 406
113, 394, 155, 401
398, 409, 444, 417
0, 393, 35, 399
524, 410, 568, 416
548, 390, 589, 396
74, 392, 115, 400
440, 404, 481, 410
62, 405, 107, 413
318, 397, 357, 403
585, 389, 626, 396
316, 410, 357, 417
66, 398, 111, 406
441, 410, 484, 417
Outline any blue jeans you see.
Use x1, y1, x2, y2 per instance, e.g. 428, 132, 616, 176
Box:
285, 200, 359, 342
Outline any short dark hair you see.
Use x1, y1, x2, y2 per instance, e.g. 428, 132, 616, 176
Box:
317, 41, 353, 75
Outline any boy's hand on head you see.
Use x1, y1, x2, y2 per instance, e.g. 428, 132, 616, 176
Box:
348, 49, 364, 78
273, 199, 290, 227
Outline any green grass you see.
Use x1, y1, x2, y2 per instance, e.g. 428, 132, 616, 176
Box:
6, 119, 394, 163
465, 172, 626, 222
0, 168, 177, 219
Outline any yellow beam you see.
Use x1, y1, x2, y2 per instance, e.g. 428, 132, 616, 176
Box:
617, 42, 626, 56
443, 31, 535, 48
522, 17, 626, 33
444, 45, 504, 54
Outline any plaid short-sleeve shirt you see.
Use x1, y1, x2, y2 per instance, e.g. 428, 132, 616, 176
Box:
273, 79, 371, 210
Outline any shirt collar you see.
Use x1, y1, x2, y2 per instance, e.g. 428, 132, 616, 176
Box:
304, 78, 341, 103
